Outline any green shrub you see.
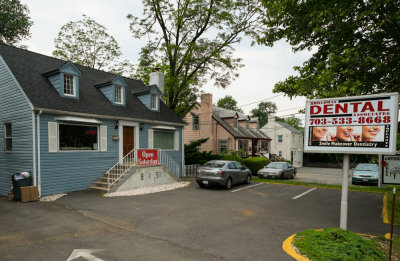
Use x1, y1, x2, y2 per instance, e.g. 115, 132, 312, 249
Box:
244, 157, 269, 175
294, 228, 387, 261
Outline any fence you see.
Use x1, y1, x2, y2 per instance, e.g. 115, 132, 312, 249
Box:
184, 164, 200, 178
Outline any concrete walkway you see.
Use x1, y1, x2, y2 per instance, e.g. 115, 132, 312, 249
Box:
296, 167, 351, 185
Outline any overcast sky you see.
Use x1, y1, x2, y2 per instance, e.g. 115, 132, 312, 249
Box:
19, 0, 312, 120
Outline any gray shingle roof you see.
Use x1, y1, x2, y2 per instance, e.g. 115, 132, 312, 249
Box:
0, 43, 184, 125
276, 120, 302, 134
212, 106, 270, 140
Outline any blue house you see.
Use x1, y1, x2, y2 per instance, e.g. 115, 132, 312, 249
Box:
0, 44, 185, 197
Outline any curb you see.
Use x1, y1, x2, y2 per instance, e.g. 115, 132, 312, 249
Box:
282, 234, 310, 261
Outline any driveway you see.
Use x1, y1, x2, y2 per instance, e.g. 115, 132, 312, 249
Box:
296, 167, 350, 185
0, 181, 389, 261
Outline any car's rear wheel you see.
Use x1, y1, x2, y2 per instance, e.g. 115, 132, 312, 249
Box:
225, 178, 232, 190
246, 174, 251, 184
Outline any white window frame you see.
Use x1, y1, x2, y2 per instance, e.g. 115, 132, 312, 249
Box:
278, 135, 283, 142
115, 85, 123, 104
4, 123, 12, 153
278, 151, 282, 157
63, 74, 76, 97
151, 93, 158, 110
234, 118, 238, 129
153, 129, 175, 150
192, 114, 200, 130
58, 123, 100, 152
218, 139, 228, 154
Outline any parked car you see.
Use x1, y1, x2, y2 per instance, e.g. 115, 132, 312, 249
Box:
196, 160, 252, 189
258, 162, 296, 179
351, 163, 379, 185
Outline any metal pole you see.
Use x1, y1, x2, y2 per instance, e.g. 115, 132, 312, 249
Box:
340, 154, 350, 229
378, 154, 382, 188
389, 187, 396, 261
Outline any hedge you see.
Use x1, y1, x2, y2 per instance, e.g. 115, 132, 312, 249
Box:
244, 157, 270, 175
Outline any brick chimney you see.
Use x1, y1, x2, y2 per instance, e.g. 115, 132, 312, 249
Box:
200, 93, 214, 151
149, 68, 164, 94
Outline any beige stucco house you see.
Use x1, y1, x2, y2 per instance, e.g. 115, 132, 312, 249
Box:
183, 93, 271, 156
260, 115, 303, 167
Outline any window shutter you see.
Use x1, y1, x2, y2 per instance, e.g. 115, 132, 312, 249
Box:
148, 129, 153, 149
48, 122, 58, 152
100, 125, 107, 151
174, 131, 179, 150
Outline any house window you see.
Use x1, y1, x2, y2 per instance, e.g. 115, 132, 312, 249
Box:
115, 85, 123, 104
238, 140, 248, 156
218, 140, 228, 154
234, 118, 238, 128
278, 151, 282, 157
256, 122, 260, 130
192, 114, 200, 130
63, 74, 75, 96
59, 124, 98, 151
246, 121, 249, 129
154, 130, 174, 150
4, 123, 12, 152
261, 141, 268, 151
151, 94, 158, 110
278, 135, 283, 142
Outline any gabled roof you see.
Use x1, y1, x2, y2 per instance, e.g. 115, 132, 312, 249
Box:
212, 106, 270, 140
276, 120, 302, 134
0, 43, 184, 125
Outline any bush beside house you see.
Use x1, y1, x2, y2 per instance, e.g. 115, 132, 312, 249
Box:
244, 157, 269, 175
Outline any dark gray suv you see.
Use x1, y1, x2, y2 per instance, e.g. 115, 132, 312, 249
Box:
196, 160, 252, 189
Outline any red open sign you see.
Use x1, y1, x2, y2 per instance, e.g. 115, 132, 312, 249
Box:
137, 149, 159, 166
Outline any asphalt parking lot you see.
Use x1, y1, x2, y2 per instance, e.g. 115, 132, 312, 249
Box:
0, 181, 390, 261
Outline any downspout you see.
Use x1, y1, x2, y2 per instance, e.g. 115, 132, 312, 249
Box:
32, 111, 36, 186
181, 127, 184, 178
216, 122, 218, 153
37, 110, 42, 197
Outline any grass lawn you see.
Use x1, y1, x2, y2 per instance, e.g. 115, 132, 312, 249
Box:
293, 228, 389, 261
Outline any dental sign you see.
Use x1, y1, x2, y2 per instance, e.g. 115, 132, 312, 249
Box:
304, 93, 398, 154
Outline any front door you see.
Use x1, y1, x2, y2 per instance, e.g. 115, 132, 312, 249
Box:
123, 126, 135, 156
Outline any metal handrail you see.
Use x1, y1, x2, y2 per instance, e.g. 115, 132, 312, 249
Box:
107, 149, 136, 190
158, 150, 181, 179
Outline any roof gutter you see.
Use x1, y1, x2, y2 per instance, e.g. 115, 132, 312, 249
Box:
33, 107, 186, 127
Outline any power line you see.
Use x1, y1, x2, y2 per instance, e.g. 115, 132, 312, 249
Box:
238, 94, 284, 107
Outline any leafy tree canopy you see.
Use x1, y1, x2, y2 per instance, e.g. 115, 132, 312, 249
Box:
216, 95, 243, 113
279, 115, 303, 131
0, 0, 33, 46
128, 0, 267, 118
250, 101, 277, 128
53, 15, 123, 71
260, 0, 400, 99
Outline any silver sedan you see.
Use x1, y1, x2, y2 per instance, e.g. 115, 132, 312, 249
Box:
258, 162, 296, 179
196, 160, 252, 189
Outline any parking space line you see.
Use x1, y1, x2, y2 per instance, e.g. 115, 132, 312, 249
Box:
292, 188, 317, 199
231, 183, 262, 192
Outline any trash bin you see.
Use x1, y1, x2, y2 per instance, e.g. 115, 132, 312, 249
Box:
11, 172, 32, 202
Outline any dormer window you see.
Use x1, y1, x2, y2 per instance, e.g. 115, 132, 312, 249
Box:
246, 120, 250, 129
115, 85, 123, 104
63, 74, 75, 96
234, 118, 238, 128
151, 94, 158, 110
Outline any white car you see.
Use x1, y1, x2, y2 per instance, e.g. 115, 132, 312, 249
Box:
258, 162, 296, 179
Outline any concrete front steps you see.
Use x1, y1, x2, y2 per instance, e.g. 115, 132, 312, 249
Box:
90, 165, 179, 193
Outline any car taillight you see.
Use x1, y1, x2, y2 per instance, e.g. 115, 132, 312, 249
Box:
219, 170, 225, 175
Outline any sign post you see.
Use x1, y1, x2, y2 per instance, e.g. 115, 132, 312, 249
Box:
340, 154, 350, 229
304, 93, 398, 229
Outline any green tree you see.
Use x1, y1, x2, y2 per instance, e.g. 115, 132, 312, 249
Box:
216, 95, 243, 113
260, 0, 400, 99
250, 101, 277, 128
128, 0, 267, 118
53, 15, 123, 71
0, 0, 33, 46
